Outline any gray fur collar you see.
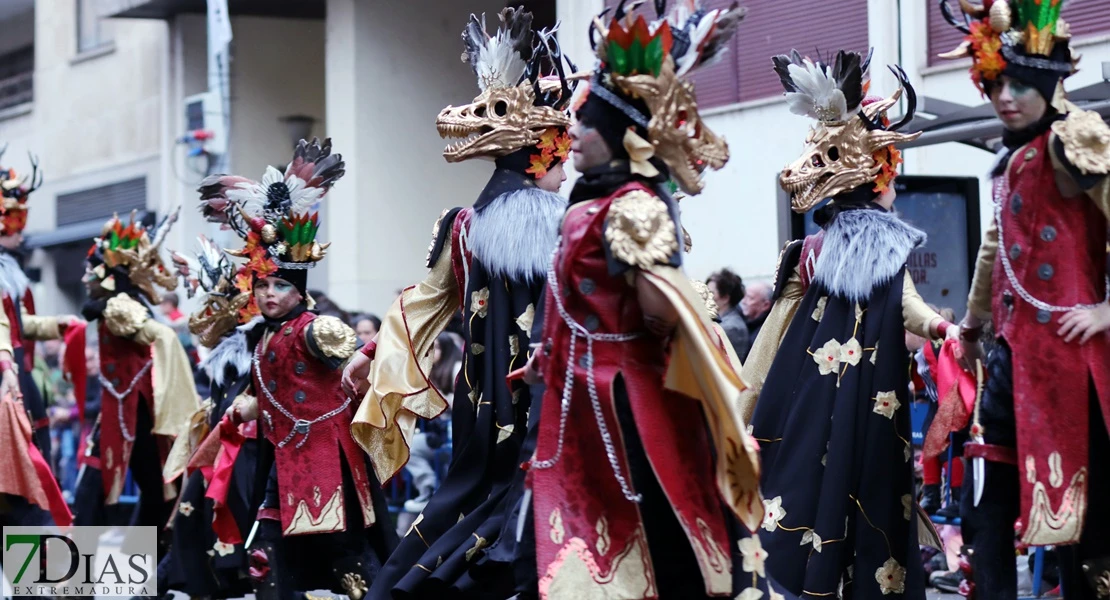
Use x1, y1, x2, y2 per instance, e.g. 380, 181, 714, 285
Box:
0, 252, 29, 300
813, 208, 926, 302
468, 187, 567, 283
200, 319, 262, 387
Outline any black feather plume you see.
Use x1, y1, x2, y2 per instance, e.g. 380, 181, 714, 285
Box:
772, 53, 798, 93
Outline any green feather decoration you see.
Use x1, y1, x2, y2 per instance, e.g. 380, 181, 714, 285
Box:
1012, 0, 1065, 55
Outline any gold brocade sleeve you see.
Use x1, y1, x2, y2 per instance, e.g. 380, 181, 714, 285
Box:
902, 272, 943, 340
967, 215, 998, 320
161, 399, 212, 483
737, 266, 804, 423
133, 319, 201, 445
20, 313, 61, 341
351, 233, 459, 484
639, 266, 764, 532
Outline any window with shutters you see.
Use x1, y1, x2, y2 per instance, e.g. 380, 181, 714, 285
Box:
0, 46, 33, 111
76, 0, 114, 54
927, 0, 1110, 68
55, 177, 146, 227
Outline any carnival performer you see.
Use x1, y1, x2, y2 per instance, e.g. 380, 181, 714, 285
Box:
936, 1, 1110, 597
73, 209, 198, 541
743, 50, 957, 599
342, 8, 575, 598
197, 138, 396, 600
520, 3, 788, 598
159, 235, 260, 599
0, 151, 83, 531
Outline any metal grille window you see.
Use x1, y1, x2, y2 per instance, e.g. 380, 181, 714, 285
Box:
0, 46, 33, 111
56, 177, 146, 227
77, 0, 114, 53
927, 0, 1110, 68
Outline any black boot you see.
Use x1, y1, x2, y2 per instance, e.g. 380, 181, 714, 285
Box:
921, 483, 941, 515
937, 487, 962, 518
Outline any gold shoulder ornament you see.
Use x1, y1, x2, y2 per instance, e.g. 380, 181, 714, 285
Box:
690, 279, 718, 320
604, 190, 679, 271
103, 294, 150, 338
311, 315, 357, 360
1051, 108, 1110, 175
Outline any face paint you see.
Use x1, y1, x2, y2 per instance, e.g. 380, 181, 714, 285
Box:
254, 277, 303, 319
990, 75, 1049, 132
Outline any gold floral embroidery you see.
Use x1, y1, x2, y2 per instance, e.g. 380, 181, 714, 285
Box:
1026, 455, 1037, 484
212, 541, 235, 556
814, 339, 841, 375
604, 190, 679, 271
313, 485, 322, 507
1049, 451, 1064, 488
1022, 468, 1087, 545
875, 558, 906, 595
812, 296, 828, 321
596, 516, 611, 556
768, 583, 786, 600
738, 535, 767, 578
468, 388, 479, 407
178, 501, 194, 517
471, 288, 490, 318
549, 508, 565, 545
341, 573, 368, 600
800, 529, 823, 553
516, 304, 535, 333
840, 337, 863, 366
496, 424, 515, 444
471, 343, 485, 356
465, 533, 489, 562
854, 302, 864, 322
736, 587, 764, 600
870, 341, 879, 365
872, 391, 900, 419
762, 496, 786, 532
902, 494, 913, 520
904, 443, 912, 463
508, 335, 520, 357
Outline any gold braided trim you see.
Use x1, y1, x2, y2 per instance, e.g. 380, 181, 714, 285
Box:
1052, 108, 1110, 175
311, 315, 357, 359
103, 294, 149, 338
604, 190, 678, 271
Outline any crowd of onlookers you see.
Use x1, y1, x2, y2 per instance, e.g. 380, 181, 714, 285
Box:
705, 268, 773, 361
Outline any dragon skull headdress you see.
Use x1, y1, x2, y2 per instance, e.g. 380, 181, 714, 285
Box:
773, 49, 921, 213
585, 0, 745, 195
0, 146, 43, 237
172, 235, 250, 348
86, 208, 181, 304
437, 7, 575, 165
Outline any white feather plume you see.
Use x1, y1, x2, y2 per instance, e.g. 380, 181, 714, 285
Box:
784, 59, 849, 122
476, 30, 528, 91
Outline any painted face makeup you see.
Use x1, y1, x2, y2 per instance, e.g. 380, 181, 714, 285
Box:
254, 276, 303, 320
989, 76, 1049, 132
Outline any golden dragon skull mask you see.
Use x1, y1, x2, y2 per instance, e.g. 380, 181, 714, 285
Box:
437, 80, 571, 163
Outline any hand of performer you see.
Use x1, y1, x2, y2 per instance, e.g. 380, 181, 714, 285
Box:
57, 314, 87, 332
1057, 303, 1110, 344
226, 394, 259, 423
522, 350, 543, 386
342, 351, 371, 400
0, 350, 20, 401
957, 313, 984, 372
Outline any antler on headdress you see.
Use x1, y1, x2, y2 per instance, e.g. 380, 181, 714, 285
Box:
173, 234, 251, 346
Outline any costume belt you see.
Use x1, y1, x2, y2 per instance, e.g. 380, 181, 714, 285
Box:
964, 441, 1018, 465
531, 241, 644, 503
252, 343, 350, 449
99, 360, 153, 443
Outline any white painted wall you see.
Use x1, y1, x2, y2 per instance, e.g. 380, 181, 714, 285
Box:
324, 0, 508, 316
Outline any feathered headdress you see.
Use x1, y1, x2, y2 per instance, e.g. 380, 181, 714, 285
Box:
86, 208, 181, 304
197, 137, 344, 301
938, 0, 1075, 98
584, 0, 744, 195
172, 235, 251, 347
0, 147, 43, 237
773, 49, 921, 213
437, 7, 576, 172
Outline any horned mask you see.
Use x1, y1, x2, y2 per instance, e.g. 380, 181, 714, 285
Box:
173, 235, 251, 347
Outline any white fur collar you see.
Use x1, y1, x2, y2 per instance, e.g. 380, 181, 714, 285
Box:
200, 319, 263, 387
468, 187, 567, 283
0, 252, 29, 300
813, 208, 926, 302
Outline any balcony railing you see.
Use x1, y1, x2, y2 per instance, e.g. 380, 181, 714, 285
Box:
0, 71, 33, 112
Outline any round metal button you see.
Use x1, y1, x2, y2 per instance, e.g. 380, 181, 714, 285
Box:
267, 380, 277, 392
1009, 244, 1021, 260
1040, 226, 1057, 242
577, 354, 591, 369
111, 378, 121, 387
1002, 291, 1014, 307
584, 315, 600, 332
294, 361, 307, 375
1038, 264, 1054, 280
1010, 194, 1022, 214
105, 363, 116, 374
543, 339, 553, 355
1024, 148, 1038, 161
578, 278, 596, 295
283, 327, 293, 336
294, 391, 306, 403
267, 350, 277, 363
1036, 310, 1052, 324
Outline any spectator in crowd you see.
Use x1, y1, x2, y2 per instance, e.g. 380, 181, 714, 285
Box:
402, 332, 462, 514
353, 313, 381, 347
308, 288, 352, 324
707, 268, 750, 359
159, 292, 186, 325
741, 281, 773, 347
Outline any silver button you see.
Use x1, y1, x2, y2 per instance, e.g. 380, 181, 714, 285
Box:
1010, 244, 1021, 260
1040, 226, 1057, 242
111, 378, 120, 386
1036, 310, 1052, 324
1038, 264, 1054, 280
105, 363, 116, 373
267, 380, 277, 392
267, 350, 277, 363
294, 391, 306, 403
294, 362, 306, 375
584, 315, 600, 332
283, 327, 293, 336
1011, 194, 1022, 214
578, 278, 596, 295
543, 339, 553, 355
577, 354, 591, 369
